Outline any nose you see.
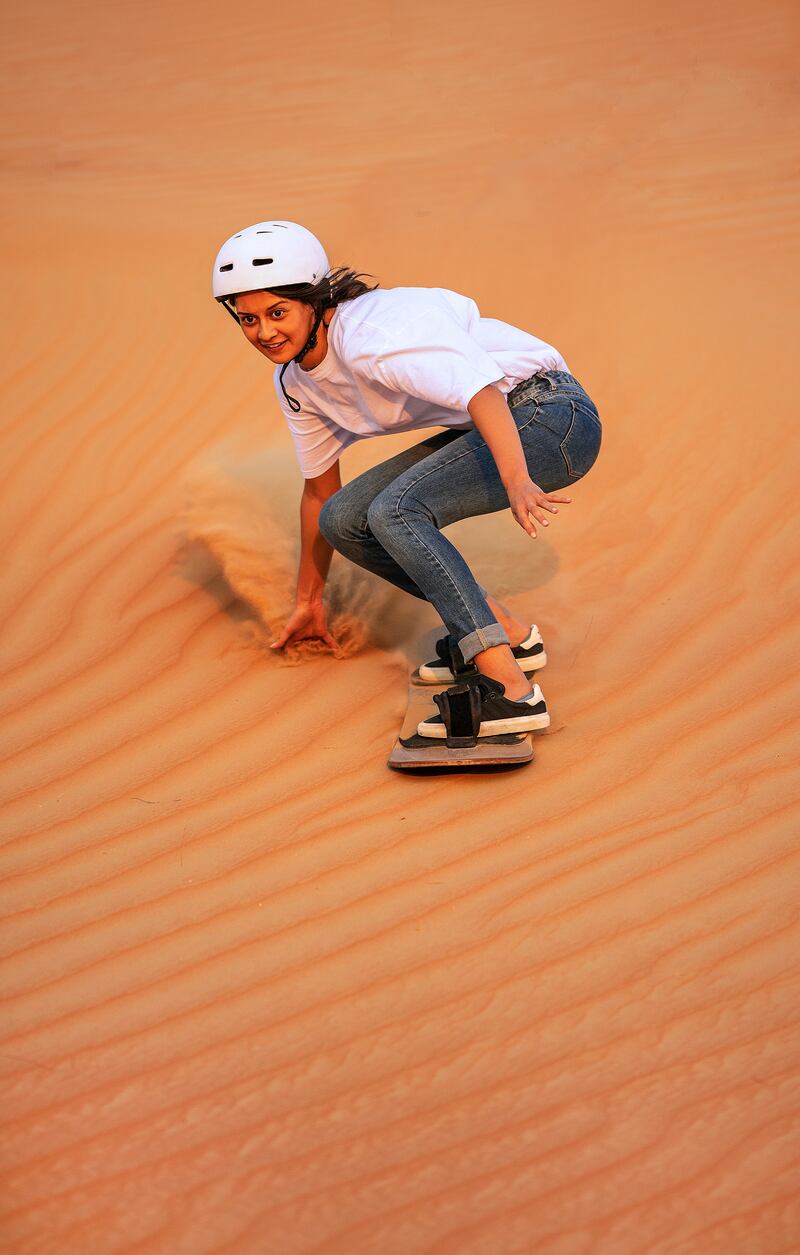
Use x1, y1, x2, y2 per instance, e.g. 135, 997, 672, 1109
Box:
256, 317, 283, 344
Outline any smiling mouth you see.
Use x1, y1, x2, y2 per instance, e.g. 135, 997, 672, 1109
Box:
263, 340, 287, 352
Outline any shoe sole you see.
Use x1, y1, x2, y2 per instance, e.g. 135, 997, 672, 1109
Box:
417, 649, 547, 685
417, 711, 551, 738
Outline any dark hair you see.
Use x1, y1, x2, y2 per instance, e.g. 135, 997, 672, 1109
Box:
229, 265, 378, 316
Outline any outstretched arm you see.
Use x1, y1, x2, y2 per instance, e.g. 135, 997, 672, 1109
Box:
467, 384, 572, 538
271, 461, 341, 650
297, 461, 341, 602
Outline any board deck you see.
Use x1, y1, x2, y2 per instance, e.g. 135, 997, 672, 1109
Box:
388, 672, 533, 770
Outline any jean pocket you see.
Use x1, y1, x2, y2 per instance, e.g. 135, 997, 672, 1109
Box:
573, 395, 601, 425
526, 397, 574, 441
510, 398, 540, 432
560, 400, 602, 481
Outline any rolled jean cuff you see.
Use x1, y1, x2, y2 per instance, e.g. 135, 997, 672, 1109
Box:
457, 622, 510, 663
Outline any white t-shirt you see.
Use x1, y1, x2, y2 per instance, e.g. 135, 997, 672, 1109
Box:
272, 286, 569, 478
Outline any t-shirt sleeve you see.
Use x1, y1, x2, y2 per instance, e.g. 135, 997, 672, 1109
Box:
348, 306, 505, 410
272, 374, 359, 478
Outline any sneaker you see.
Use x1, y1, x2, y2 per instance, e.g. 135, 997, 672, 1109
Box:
417, 674, 550, 739
417, 625, 546, 684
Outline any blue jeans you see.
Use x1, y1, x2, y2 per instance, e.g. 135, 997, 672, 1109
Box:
318, 370, 602, 662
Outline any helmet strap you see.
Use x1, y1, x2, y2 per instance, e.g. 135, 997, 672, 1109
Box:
279, 309, 324, 413
293, 310, 324, 364
278, 362, 301, 412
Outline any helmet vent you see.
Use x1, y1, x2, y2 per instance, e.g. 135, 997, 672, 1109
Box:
252, 258, 274, 267
256, 230, 272, 234
219, 263, 234, 272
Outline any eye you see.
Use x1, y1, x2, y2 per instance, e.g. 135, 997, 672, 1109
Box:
272, 308, 286, 319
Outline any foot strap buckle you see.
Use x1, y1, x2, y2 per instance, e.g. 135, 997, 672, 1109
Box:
433, 682, 482, 748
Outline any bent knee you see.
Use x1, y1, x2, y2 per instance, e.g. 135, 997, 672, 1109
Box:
367, 487, 435, 538
319, 491, 367, 548
365, 490, 401, 539
365, 496, 384, 535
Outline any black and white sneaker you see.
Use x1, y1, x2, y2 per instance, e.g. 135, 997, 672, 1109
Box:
417, 625, 546, 684
417, 674, 550, 739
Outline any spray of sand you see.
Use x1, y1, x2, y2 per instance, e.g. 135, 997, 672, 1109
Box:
177, 442, 422, 665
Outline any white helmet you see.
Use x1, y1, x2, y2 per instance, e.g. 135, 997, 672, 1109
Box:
212, 220, 330, 302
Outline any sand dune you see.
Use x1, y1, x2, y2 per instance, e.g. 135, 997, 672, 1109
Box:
1, 1, 799, 1251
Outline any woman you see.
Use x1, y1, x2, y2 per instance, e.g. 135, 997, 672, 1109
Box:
212, 220, 602, 739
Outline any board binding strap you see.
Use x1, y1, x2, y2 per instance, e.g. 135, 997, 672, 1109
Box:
388, 672, 533, 771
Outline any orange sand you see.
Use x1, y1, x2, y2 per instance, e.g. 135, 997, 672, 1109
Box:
1, 2, 799, 1251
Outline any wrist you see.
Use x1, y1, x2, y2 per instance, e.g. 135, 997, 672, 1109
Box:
296, 590, 325, 607
504, 470, 532, 491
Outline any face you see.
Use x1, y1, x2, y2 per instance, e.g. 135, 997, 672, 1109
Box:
232, 291, 316, 363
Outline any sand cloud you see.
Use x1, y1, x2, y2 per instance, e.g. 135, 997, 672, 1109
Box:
177, 442, 422, 664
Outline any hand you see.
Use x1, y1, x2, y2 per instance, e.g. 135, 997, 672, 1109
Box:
270, 601, 337, 651
506, 476, 572, 538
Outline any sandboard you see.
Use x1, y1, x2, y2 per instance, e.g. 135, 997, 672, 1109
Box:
388, 669, 533, 770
